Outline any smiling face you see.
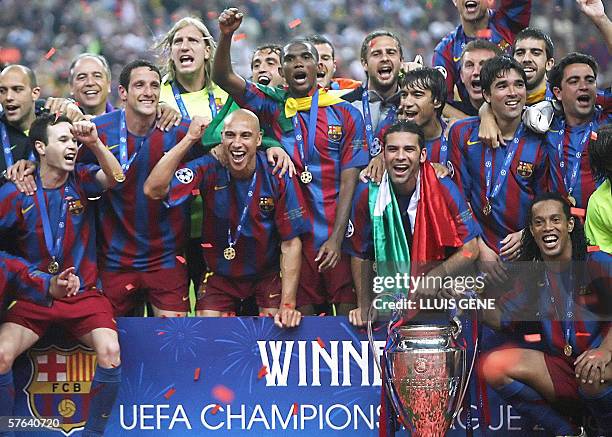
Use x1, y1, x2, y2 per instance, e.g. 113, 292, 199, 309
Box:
119, 67, 161, 117
460, 48, 496, 107
362, 36, 401, 93
453, 0, 488, 22
513, 38, 553, 91
35, 122, 78, 173
222, 110, 262, 178
553, 63, 597, 124
529, 199, 574, 261
314, 43, 336, 89
70, 57, 111, 116
384, 131, 426, 190
170, 24, 211, 79
398, 84, 440, 127
483, 68, 526, 123
281, 42, 319, 97
251, 48, 283, 87
0, 66, 40, 131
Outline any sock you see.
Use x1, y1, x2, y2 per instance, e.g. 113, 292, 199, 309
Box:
495, 379, 578, 435
84, 365, 121, 436
0, 370, 15, 437
580, 385, 612, 434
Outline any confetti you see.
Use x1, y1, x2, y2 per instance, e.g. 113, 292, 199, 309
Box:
207, 11, 218, 20
575, 332, 591, 337
201, 242, 213, 248
125, 283, 135, 291
44, 47, 56, 60
233, 33, 247, 42
590, 131, 598, 141
176, 255, 186, 264
288, 19, 302, 29
570, 207, 586, 219
211, 404, 221, 414
258, 365, 268, 379
523, 334, 541, 343
587, 245, 600, 253
212, 385, 235, 404
318, 312, 326, 317
292, 402, 298, 415
462, 250, 473, 258
191, 189, 200, 196
476, 29, 492, 39
194, 367, 201, 381
157, 331, 166, 336
316, 337, 326, 348
164, 388, 176, 399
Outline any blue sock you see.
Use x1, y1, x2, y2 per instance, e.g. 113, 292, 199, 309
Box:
495, 379, 578, 435
84, 365, 121, 436
580, 385, 612, 434
0, 370, 15, 437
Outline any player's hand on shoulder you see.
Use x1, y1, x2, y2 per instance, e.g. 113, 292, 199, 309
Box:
156, 102, 182, 132
267, 147, 296, 178
5, 159, 37, 195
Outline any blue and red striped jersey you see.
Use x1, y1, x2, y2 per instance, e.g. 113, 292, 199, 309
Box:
545, 107, 611, 209
433, 0, 531, 110
501, 251, 611, 357
166, 151, 309, 278
235, 81, 369, 250
87, 110, 200, 272
0, 251, 52, 308
377, 119, 450, 164
449, 117, 551, 252
345, 174, 480, 260
0, 165, 103, 293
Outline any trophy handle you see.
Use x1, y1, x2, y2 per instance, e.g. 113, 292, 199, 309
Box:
367, 292, 402, 379
452, 336, 478, 421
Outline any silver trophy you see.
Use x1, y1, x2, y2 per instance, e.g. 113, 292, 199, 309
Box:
379, 322, 470, 436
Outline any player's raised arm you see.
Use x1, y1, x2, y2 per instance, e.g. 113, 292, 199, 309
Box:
212, 8, 247, 96
144, 116, 210, 199
577, 0, 612, 53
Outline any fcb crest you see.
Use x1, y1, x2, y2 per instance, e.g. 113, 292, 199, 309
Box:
26, 346, 97, 435
259, 196, 275, 212
67, 197, 84, 215
328, 125, 342, 141
517, 161, 534, 178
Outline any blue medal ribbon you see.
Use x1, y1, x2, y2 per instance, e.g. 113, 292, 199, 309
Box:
170, 81, 218, 120
484, 123, 524, 207
118, 109, 146, 172
438, 119, 449, 165
555, 120, 592, 197
0, 122, 14, 168
226, 170, 258, 250
361, 83, 396, 157
35, 174, 70, 270
544, 270, 575, 355
291, 89, 319, 166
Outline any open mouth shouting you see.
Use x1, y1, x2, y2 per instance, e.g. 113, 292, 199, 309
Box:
179, 55, 195, 68
229, 149, 247, 165
377, 65, 394, 82
64, 150, 77, 166
464, 0, 479, 14
541, 233, 559, 250
576, 93, 593, 108
256, 73, 271, 85
391, 163, 410, 178
292, 70, 308, 86
4, 104, 20, 118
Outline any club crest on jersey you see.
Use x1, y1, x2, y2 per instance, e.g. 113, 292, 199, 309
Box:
497, 39, 511, 53
26, 345, 97, 435
67, 197, 84, 215
517, 161, 534, 178
175, 168, 194, 184
259, 196, 275, 212
328, 125, 342, 141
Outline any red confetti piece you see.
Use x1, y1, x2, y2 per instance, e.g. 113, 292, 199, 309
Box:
524, 334, 541, 343
318, 312, 326, 317
191, 189, 200, 196
194, 367, 201, 381
476, 29, 492, 39
267, 312, 274, 317
316, 337, 326, 348
212, 384, 235, 404
575, 332, 591, 337
154, 17, 162, 25
201, 242, 213, 248
462, 250, 473, 258
125, 283, 135, 291
211, 404, 221, 414
587, 245, 600, 253
44, 47, 56, 60
292, 402, 298, 415
176, 255, 186, 264
570, 207, 586, 219
233, 33, 247, 42
590, 131, 598, 141
207, 11, 218, 19
158, 331, 166, 336
258, 312, 265, 317
288, 19, 302, 29
164, 388, 176, 399
258, 365, 268, 379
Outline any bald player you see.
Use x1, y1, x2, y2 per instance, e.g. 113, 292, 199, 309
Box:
145, 109, 308, 327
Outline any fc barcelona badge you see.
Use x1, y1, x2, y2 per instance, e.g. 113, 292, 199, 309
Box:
259, 196, 275, 212
328, 125, 342, 141
517, 161, 534, 178
68, 198, 84, 215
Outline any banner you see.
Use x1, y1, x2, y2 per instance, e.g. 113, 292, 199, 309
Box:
12, 317, 551, 436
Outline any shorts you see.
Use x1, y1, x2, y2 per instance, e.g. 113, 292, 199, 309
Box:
544, 352, 580, 401
297, 242, 355, 307
197, 270, 281, 312
100, 264, 189, 316
5, 289, 116, 339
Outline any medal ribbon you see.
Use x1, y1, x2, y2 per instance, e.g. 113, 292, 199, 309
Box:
544, 270, 574, 354
35, 173, 70, 267
171, 81, 218, 120
226, 171, 258, 249
291, 89, 319, 166
556, 120, 592, 196
484, 123, 524, 204
362, 82, 396, 156
119, 109, 146, 172
438, 119, 449, 165
0, 122, 14, 168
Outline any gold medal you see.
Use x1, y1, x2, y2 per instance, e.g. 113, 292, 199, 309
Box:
223, 246, 236, 261
567, 195, 576, 206
563, 343, 573, 357
113, 171, 126, 183
300, 166, 313, 184
48, 260, 59, 274
482, 199, 492, 216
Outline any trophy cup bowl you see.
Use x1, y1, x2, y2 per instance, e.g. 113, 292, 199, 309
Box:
384, 324, 467, 437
